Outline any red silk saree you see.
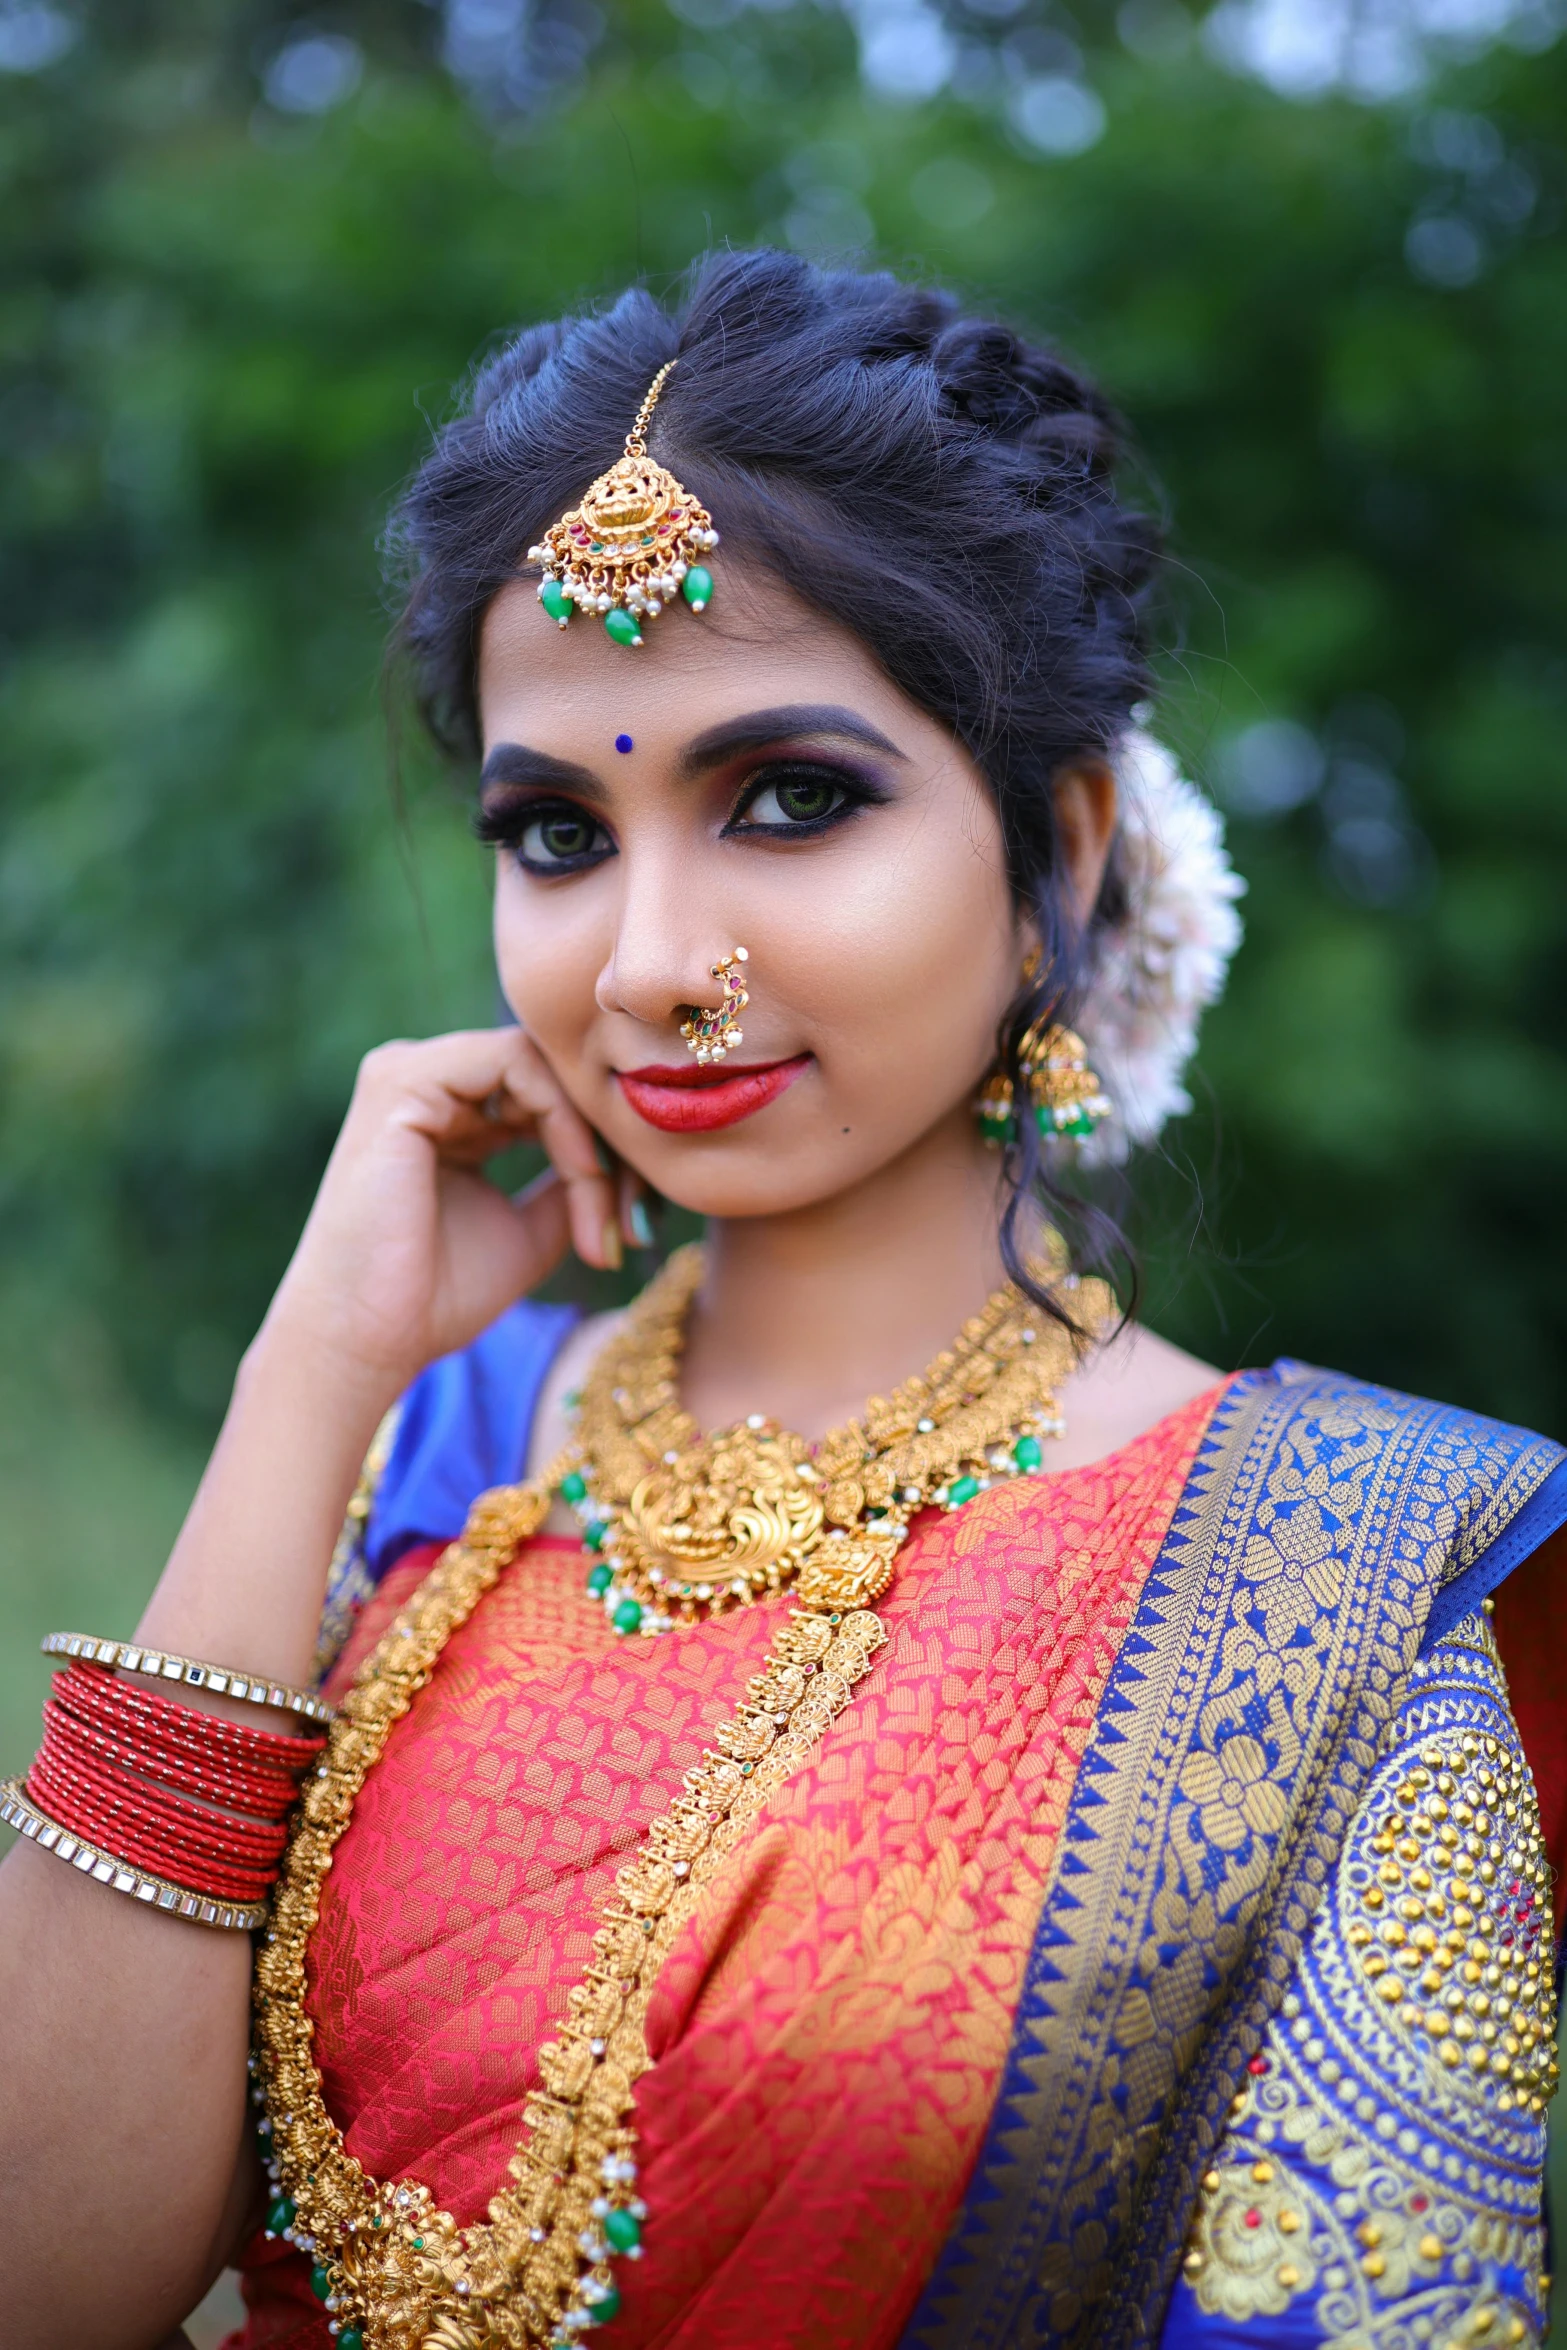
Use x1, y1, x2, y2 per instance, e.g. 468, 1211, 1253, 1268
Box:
231, 1320, 1567, 2350
231, 1385, 1226, 2349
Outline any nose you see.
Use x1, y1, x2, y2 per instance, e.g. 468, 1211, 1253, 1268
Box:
594, 854, 737, 1037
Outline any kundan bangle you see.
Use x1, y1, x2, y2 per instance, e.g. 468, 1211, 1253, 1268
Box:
0, 1777, 270, 1932
41, 1632, 334, 1725
8, 1644, 331, 1931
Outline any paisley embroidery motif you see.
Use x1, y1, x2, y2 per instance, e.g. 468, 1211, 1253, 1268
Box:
1176, 1610, 1556, 2350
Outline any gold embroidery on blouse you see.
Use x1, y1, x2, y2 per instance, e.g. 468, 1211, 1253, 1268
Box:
1182, 1611, 1556, 2350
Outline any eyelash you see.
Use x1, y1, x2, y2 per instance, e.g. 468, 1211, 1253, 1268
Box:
474, 759, 885, 876
473, 799, 613, 875
724, 760, 884, 839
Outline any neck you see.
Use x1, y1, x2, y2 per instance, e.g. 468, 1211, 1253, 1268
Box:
679, 1108, 1017, 1441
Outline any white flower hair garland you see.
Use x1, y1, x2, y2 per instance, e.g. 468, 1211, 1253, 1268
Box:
1072, 727, 1247, 1166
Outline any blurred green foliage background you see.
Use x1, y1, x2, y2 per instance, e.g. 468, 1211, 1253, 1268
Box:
2, 0, 1565, 2303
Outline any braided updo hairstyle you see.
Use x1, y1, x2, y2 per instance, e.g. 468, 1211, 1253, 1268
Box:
391, 248, 1161, 1321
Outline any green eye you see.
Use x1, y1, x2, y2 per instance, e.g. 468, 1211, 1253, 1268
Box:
522, 811, 602, 865
742, 772, 850, 827
775, 778, 839, 822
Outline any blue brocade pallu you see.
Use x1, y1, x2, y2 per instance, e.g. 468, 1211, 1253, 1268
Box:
904, 1364, 1566, 2350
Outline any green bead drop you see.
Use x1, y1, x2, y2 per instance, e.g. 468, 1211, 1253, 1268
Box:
612, 1597, 643, 1635
604, 2206, 642, 2252
606, 2199, 643, 2256
540, 579, 572, 624
586, 1562, 612, 1597
338, 2333, 366, 2350
682, 566, 714, 611
604, 608, 643, 647
310, 2264, 333, 2303
265, 2193, 296, 2236
1013, 1434, 1043, 1472
948, 1475, 980, 1507
584, 1519, 609, 1552
590, 2285, 622, 2324
561, 1470, 588, 1504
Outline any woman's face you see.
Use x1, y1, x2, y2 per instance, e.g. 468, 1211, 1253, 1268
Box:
477, 565, 1034, 1220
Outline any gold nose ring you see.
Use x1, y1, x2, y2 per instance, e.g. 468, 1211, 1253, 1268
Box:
680, 948, 749, 1064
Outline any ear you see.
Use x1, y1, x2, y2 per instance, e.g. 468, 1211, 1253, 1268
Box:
1051, 757, 1118, 927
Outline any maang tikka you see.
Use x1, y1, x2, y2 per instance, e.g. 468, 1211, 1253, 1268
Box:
528, 360, 719, 649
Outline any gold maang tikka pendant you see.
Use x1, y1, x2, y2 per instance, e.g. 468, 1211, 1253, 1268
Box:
528, 360, 719, 648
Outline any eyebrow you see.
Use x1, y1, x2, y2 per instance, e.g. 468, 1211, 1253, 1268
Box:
678, 704, 909, 777
478, 744, 607, 801
478, 704, 908, 800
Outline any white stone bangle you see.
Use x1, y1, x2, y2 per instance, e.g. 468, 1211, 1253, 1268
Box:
41, 1633, 334, 1726
0, 1777, 269, 1932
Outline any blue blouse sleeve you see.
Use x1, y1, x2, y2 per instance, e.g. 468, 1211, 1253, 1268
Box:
1161, 1606, 1556, 2350
311, 1296, 580, 1679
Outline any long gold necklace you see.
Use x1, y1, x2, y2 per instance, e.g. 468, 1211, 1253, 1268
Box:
252, 1248, 1111, 2350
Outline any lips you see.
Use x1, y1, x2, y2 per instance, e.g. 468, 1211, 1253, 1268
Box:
617, 1055, 811, 1133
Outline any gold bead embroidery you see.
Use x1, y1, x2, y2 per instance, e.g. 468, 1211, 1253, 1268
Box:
1181, 1611, 1553, 2350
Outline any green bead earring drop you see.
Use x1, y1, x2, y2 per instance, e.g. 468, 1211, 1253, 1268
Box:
975, 1023, 1112, 1151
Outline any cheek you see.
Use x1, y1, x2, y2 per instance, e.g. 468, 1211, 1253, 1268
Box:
784, 813, 1014, 1084
491, 869, 600, 1045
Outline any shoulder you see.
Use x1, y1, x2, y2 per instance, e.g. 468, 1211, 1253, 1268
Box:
364, 1294, 582, 1575
1053, 1319, 1223, 1472
1188, 1360, 1564, 1644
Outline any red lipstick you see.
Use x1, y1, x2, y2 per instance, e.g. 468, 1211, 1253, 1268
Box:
617, 1056, 810, 1133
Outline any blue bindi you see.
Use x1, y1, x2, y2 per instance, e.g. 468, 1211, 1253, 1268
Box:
614, 733, 634, 754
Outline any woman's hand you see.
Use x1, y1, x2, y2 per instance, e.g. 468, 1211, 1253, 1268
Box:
260, 1027, 624, 1399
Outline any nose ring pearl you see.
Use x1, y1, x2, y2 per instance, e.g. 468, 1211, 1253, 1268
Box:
680, 948, 749, 1064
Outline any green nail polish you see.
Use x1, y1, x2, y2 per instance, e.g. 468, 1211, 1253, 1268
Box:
628, 1198, 654, 1249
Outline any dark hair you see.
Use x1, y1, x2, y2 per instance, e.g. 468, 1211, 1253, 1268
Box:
389, 247, 1160, 1323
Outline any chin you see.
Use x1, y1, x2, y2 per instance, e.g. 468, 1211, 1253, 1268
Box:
607, 1125, 883, 1223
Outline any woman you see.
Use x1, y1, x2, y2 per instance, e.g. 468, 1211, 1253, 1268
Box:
0, 250, 1561, 2350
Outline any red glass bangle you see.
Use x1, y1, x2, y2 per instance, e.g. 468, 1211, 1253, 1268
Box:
35, 1718, 290, 1863
48, 1679, 307, 1813
26, 1756, 278, 1903
0, 1777, 268, 1932
64, 1660, 325, 1772
17, 1654, 329, 1921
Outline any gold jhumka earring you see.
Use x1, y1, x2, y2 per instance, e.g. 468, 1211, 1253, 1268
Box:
528, 360, 719, 648
680, 948, 749, 1064
977, 1020, 1112, 1148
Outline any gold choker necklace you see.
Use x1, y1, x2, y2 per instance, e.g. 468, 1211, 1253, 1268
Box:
253, 1249, 1112, 2350
557, 1244, 1091, 1633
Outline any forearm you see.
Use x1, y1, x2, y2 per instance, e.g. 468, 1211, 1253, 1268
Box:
136, 1315, 400, 1683
0, 1323, 397, 2343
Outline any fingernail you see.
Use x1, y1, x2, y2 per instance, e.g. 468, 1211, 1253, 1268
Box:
628, 1197, 654, 1250
601, 1219, 624, 1271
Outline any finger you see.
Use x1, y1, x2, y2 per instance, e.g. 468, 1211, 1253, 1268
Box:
619, 1166, 655, 1253
489, 1043, 621, 1269
506, 1164, 573, 1281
